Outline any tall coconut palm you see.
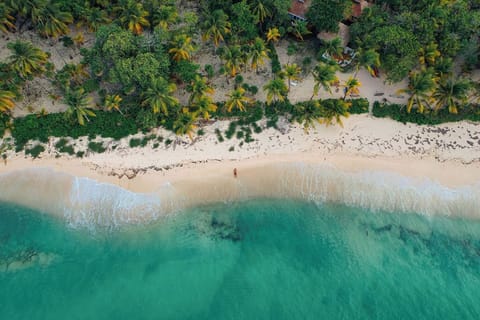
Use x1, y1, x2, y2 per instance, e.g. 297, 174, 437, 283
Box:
64, 87, 95, 126
0, 3, 16, 33
355, 48, 380, 77
201, 9, 231, 47
82, 6, 110, 32
169, 34, 195, 61
104, 94, 123, 114
11, 0, 46, 28
419, 42, 441, 67
187, 75, 214, 104
173, 111, 197, 141
282, 63, 302, 92
0, 90, 15, 114
152, 5, 178, 30
311, 62, 339, 99
321, 99, 350, 127
35, 2, 73, 38
398, 70, 437, 113
432, 77, 471, 114
191, 95, 217, 120
291, 101, 323, 132
266, 27, 280, 43
343, 77, 362, 100
221, 45, 243, 77
251, 0, 271, 24
7, 40, 49, 79
114, 0, 150, 35
249, 37, 269, 73
225, 87, 252, 112
141, 77, 178, 115
263, 78, 288, 105
323, 37, 343, 59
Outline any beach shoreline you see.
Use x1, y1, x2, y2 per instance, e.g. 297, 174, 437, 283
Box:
1, 115, 480, 224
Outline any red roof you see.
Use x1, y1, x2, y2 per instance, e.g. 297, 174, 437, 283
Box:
288, 0, 312, 19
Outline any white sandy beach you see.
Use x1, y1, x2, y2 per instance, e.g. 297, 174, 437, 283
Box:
1, 114, 480, 225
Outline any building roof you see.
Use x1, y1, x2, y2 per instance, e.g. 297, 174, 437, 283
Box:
288, 0, 312, 20
317, 22, 350, 47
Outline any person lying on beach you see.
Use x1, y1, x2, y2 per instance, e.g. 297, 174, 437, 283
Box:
233, 168, 237, 178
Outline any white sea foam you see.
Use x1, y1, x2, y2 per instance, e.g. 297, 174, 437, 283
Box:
1, 164, 479, 229
275, 163, 480, 218
65, 177, 163, 229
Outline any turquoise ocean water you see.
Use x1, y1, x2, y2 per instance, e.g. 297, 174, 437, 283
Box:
1, 198, 480, 319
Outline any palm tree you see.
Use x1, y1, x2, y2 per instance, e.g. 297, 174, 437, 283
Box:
7, 40, 49, 79
104, 94, 123, 114
398, 70, 437, 113
36, 2, 73, 38
343, 77, 362, 100
201, 9, 231, 47
187, 75, 214, 104
432, 77, 471, 114
291, 101, 323, 132
311, 62, 339, 99
169, 34, 195, 61
225, 87, 253, 112
152, 5, 178, 30
263, 78, 288, 105
282, 63, 302, 92
82, 6, 110, 32
0, 90, 15, 114
173, 111, 197, 141
266, 27, 280, 43
249, 37, 269, 73
0, 3, 15, 33
115, 0, 150, 35
221, 45, 243, 77
355, 49, 380, 77
141, 77, 178, 115
321, 99, 350, 127
251, 0, 271, 24
64, 87, 95, 126
323, 37, 343, 59
419, 42, 441, 67
191, 95, 217, 120
287, 20, 311, 41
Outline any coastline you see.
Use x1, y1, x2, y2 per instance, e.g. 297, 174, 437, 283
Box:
1, 114, 480, 225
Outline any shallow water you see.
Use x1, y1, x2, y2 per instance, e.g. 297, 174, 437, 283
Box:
1, 199, 480, 319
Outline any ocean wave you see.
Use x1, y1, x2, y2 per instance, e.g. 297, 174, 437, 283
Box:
65, 177, 163, 230
0, 164, 479, 229
276, 163, 480, 218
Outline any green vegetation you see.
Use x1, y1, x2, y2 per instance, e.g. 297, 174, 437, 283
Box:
0, 0, 479, 158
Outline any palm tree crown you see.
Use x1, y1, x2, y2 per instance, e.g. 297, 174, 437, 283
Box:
399, 70, 437, 113
432, 77, 471, 114
0, 90, 15, 114
263, 78, 288, 104
142, 77, 178, 115
115, 0, 150, 35
225, 87, 252, 112
64, 87, 95, 126
282, 63, 302, 92
249, 37, 269, 72
169, 34, 195, 61
201, 9, 231, 47
7, 40, 49, 79
311, 62, 339, 98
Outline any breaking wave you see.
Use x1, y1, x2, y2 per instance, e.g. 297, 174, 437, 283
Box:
0, 163, 479, 229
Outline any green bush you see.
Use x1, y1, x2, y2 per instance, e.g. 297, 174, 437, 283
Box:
13, 111, 138, 150
25, 144, 45, 158
267, 43, 281, 74
348, 98, 370, 114
88, 141, 106, 153
129, 138, 142, 148
372, 101, 480, 125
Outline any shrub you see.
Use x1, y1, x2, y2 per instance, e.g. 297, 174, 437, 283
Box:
88, 141, 106, 153
129, 138, 142, 148
215, 128, 224, 142
349, 98, 370, 114
204, 64, 215, 78
25, 144, 45, 158
76, 151, 85, 158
